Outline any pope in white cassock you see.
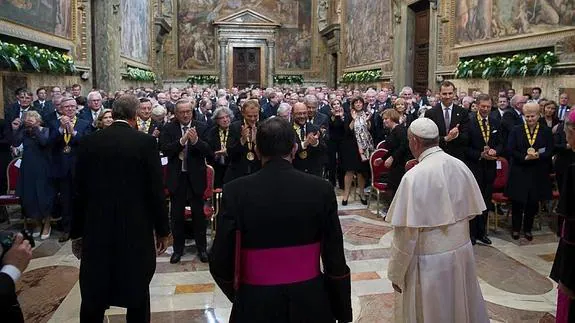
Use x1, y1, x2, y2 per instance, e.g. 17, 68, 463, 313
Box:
386, 118, 490, 323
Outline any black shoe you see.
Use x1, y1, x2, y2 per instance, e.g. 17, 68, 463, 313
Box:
471, 237, 477, 245
170, 252, 183, 264
342, 200, 348, 206
512, 232, 520, 240
478, 236, 492, 245
58, 233, 70, 243
360, 197, 368, 205
198, 250, 209, 263
525, 232, 533, 241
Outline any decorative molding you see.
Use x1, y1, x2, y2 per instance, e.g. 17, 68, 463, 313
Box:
213, 9, 281, 27
0, 20, 75, 51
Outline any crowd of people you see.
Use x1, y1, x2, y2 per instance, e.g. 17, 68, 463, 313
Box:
2, 82, 571, 244
0, 80, 574, 321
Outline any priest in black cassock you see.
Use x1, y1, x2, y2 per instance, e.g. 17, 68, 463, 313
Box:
210, 117, 352, 323
71, 95, 170, 322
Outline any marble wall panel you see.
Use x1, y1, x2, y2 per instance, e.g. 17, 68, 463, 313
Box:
0, 0, 73, 39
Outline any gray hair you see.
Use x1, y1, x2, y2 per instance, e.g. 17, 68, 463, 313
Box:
24, 110, 42, 124
217, 89, 227, 98
400, 86, 413, 96
277, 102, 292, 115
511, 94, 526, 107
211, 106, 234, 121
303, 94, 318, 107
151, 104, 167, 116
87, 91, 102, 101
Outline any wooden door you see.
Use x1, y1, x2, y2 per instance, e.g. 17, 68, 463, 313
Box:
413, 9, 430, 95
233, 48, 261, 89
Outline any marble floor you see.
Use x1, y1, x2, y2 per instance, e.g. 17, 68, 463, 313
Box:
3, 194, 560, 323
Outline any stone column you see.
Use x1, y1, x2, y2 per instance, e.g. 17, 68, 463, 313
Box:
428, 3, 439, 92
219, 39, 228, 88
266, 39, 276, 87
92, 0, 121, 92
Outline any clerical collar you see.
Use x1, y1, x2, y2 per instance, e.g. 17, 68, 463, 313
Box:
418, 146, 442, 162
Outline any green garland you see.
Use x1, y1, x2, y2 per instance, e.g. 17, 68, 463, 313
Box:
273, 74, 304, 85
187, 75, 219, 85
124, 67, 156, 82
456, 51, 558, 79
341, 69, 382, 83
0, 40, 76, 74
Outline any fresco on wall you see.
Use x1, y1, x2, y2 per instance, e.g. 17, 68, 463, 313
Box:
0, 0, 73, 39
344, 0, 390, 67
121, 0, 150, 63
456, 0, 575, 44
177, 0, 312, 70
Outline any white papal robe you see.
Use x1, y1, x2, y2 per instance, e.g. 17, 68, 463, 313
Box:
386, 146, 490, 323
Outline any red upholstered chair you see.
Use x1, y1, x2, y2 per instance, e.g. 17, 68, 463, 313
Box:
368, 149, 390, 211
490, 157, 509, 231
405, 159, 418, 172
184, 165, 215, 221
376, 140, 387, 150
0, 158, 22, 223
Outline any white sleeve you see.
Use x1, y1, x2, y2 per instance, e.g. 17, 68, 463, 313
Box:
0, 265, 21, 282
387, 227, 419, 290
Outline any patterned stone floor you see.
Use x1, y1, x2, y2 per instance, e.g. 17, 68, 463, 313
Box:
3, 192, 560, 323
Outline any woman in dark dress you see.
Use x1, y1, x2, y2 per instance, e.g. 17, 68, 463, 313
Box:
374, 109, 411, 198
327, 99, 346, 189
12, 111, 53, 239
505, 102, 553, 241
207, 106, 234, 188
539, 100, 559, 130
339, 97, 374, 206
550, 111, 575, 323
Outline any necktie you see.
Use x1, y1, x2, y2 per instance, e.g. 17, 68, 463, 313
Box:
444, 108, 450, 131
560, 107, 565, 120
182, 126, 189, 172
482, 118, 488, 143
300, 125, 305, 142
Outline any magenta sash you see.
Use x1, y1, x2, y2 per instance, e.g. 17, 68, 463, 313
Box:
240, 242, 321, 285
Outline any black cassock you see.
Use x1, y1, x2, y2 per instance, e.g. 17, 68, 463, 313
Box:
551, 163, 575, 320
71, 122, 170, 308
210, 159, 352, 323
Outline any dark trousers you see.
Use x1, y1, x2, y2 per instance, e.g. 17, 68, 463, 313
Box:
511, 200, 538, 233
170, 174, 206, 253
327, 140, 344, 188
470, 210, 488, 239
213, 163, 228, 189
55, 176, 73, 232
79, 290, 150, 323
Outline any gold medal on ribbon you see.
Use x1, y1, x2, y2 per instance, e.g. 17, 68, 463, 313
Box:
477, 113, 490, 145
298, 150, 308, 159
63, 145, 71, 154
524, 122, 539, 155
246, 151, 255, 161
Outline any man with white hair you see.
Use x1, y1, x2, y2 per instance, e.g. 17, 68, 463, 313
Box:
387, 118, 489, 323
79, 91, 104, 131
276, 102, 291, 122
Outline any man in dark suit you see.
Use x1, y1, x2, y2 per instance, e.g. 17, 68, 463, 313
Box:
32, 87, 54, 118
5, 89, 35, 124
501, 94, 527, 155
71, 94, 170, 323
159, 99, 212, 264
424, 81, 470, 161
558, 93, 571, 121
210, 117, 352, 323
222, 99, 261, 184
78, 91, 104, 132
260, 91, 281, 120
465, 94, 503, 245
489, 96, 510, 123
0, 233, 32, 323
292, 102, 326, 176
136, 98, 161, 137
48, 97, 91, 242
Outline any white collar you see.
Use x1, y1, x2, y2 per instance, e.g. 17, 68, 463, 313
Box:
514, 108, 522, 116
113, 120, 130, 125
418, 146, 442, 162
441, 102, 453, 110
181, 122, 192, 129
